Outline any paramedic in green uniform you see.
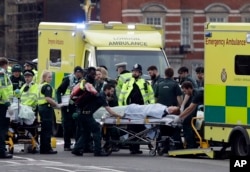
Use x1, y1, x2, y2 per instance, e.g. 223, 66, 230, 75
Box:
174, 81, 204, 148
38, 70, 62, 154
0, 57, 13, 159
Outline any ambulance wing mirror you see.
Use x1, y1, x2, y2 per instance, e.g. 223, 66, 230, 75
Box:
246, 33, 250, 43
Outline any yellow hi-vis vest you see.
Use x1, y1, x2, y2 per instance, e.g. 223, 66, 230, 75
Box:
32, 69, 38, 83
37, 82, 54, 105
0, 68, 13, 105
116, 72, 132, 97
20, 82, 39, 109
118, 77, 155, 106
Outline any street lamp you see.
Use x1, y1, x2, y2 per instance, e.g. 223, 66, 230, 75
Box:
80, 0, 96, 22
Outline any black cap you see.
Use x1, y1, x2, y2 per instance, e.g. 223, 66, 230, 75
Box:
23, 69, 35, 76
12, 64, 22, 72
24, 61, 35, 68
74, 66, 84, 73
132, 63, 142, 72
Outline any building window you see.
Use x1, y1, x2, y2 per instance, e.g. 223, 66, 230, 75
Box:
244, 17, 250, 22
205, 3, 229, 22
146, 17, 161, 25
181, 17, 191, 46
209, 17, 225, 22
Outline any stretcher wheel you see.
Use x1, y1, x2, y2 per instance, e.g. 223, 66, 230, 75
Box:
157, 147, 165, 156
149, 150, 156, 156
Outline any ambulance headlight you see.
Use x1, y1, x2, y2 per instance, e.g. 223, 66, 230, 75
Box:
128, 24, 135, 30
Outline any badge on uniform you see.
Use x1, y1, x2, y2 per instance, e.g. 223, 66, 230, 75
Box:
47, 86, 51, 91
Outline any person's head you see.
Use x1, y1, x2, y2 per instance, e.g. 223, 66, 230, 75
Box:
24, 61, 35, 70
40, 70, 52, 84
181, 81, 193, 95
167, 106, 181, 115
103, 83, 115, 97
95, 68, 103, 82
99, 65, 108, 71
74, 66, 84, 79
115, 62, 127, 74
178, 66, 189, 79
97, 66, 108, 80
23, 70, 34, 84
195, 66, 204, 81
164, 67, 174, 78
11, 64, 22, 77
86, 67, 96, 83
147, 65, 158, 80
132, 63, 142, 79
0, 57, 9, 70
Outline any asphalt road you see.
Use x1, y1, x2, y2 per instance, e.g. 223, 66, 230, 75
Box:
0, 138, 229, 172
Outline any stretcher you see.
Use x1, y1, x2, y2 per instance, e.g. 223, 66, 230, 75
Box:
95, 113, 181, 156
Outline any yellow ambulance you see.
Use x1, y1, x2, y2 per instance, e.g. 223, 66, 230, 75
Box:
37, 21, 170, 135
204, 22, 250, 156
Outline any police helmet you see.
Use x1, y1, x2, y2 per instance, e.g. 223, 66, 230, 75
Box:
132, 63, 142, 72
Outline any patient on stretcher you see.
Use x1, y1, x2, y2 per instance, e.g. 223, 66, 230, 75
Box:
94, 103, 180, 120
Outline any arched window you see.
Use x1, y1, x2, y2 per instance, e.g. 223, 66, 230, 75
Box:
240, 4, 250, 22
205, 3, 230, 22
141, 3, 167, 27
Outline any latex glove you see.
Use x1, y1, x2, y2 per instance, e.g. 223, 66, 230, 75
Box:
173, 116, 182, 124
7, 106, 14, 116
56, 103, 63, 109
72, 112, 79, 120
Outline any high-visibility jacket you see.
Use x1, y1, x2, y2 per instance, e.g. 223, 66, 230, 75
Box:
0, 68, 13, 105
37, 82, 54, 105
118, 77, 155, 106
20, 82, 39, 109
116, 72, 132, 97
32, 69, 38, 83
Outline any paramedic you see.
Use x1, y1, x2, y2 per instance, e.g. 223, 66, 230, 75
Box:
38, 70, 62, 154
0, 57, 13, 159
115, 62, 132, 97
195, 66, 204, 89
147, 65, 164, 92
72, 67, 121, 156
155, 67, 183, 107
118, 64, 155, 154
174, 81, 204, 148
56, 66, 84, 151
178, 66, 198, 88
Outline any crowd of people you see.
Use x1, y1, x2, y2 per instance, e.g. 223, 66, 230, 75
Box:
0, 56, 204, 159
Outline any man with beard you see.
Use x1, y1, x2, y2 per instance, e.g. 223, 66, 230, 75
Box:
147, 65, 164, 93
118, 64, 155, 154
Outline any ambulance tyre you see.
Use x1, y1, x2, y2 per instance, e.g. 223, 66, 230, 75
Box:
231, 133, 250, 156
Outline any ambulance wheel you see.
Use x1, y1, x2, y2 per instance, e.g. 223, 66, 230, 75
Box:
231, 133, 250, 156
149, 150, 156, 156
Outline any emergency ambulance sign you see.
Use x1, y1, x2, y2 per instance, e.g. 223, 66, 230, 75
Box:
230, 156, 250, 172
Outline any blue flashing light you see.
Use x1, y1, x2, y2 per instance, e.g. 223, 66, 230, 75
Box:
205, 32, 212, 37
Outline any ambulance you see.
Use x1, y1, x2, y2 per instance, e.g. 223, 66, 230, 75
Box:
37, 21, 170, 135
168, 23, 250, 158
204, 22, 250, 157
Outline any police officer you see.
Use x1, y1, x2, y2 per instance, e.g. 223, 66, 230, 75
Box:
38, 70, 62, 154
115, 62, 132, 98
10, 64, 25, 91
20, 70, 38, 111
72, 67, 121, 157
56, 66, 84, 151
0, 57, 13, 158
118, 64, 155, 154
24, 61, 37, 83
